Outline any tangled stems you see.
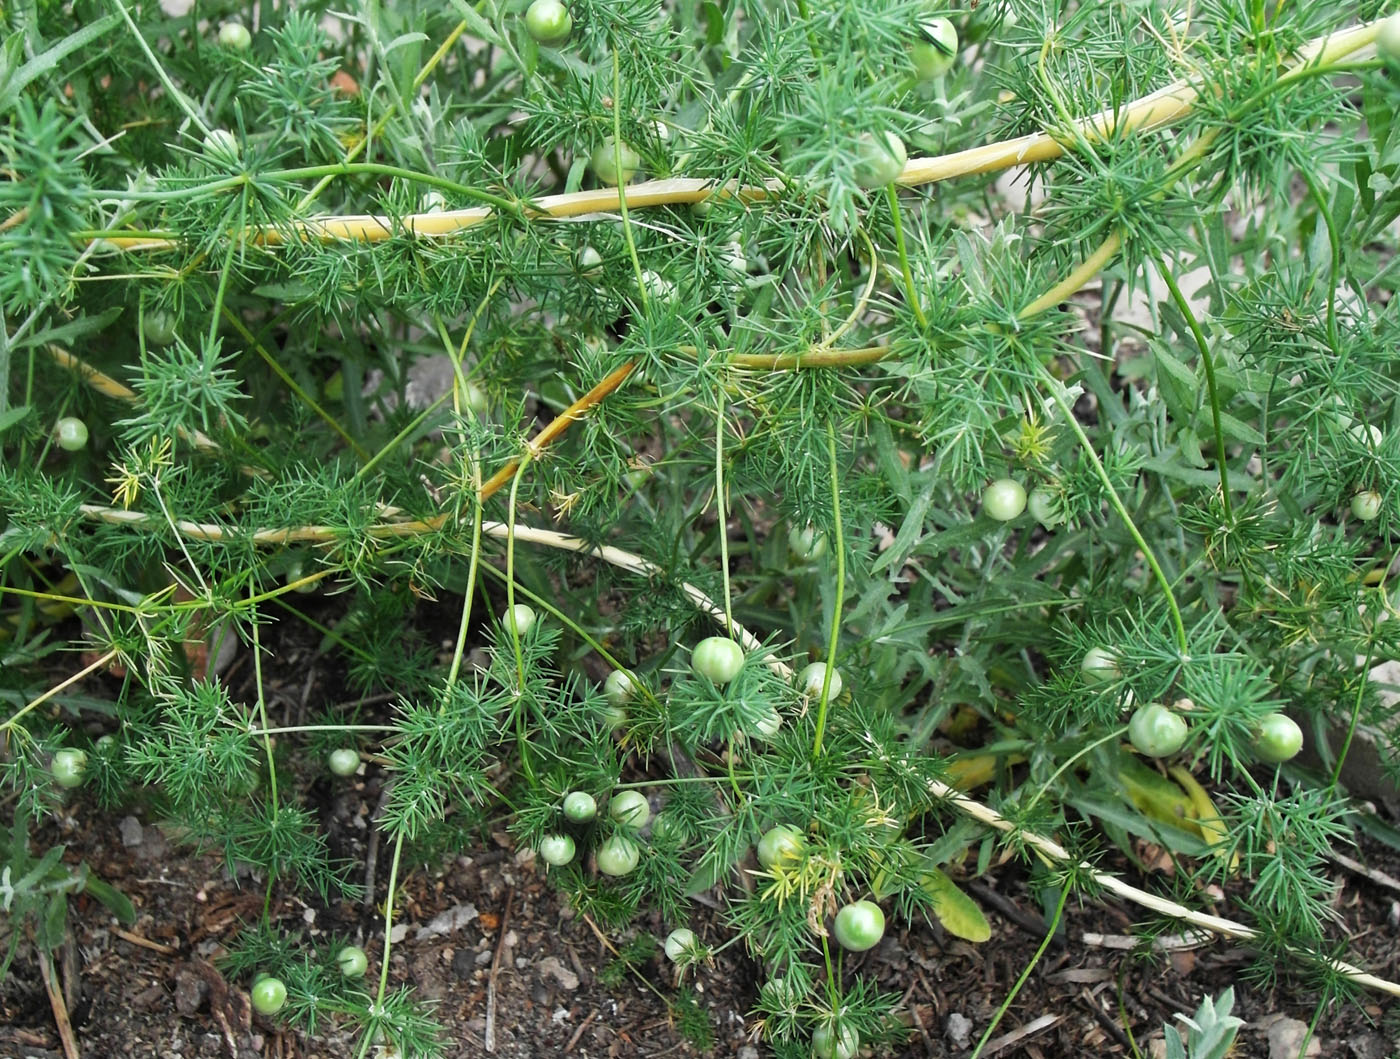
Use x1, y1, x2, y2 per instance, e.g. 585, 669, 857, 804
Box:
83, 19, 1385, 253
49, 498, 1400, 999
295, 19, 471, 214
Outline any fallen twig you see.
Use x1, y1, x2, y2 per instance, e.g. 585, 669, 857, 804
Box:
484, 886, 514, 1053
38, 948, 80, 1059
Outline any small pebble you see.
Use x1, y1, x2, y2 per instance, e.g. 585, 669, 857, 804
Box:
1267, 1017, 1320, 1059
946, 1012, 974, 1048
536, 955, 580, 991
120, 815, 144, 847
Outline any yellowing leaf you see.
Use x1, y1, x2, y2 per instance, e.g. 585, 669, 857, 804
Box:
1168, 765, 1239, 873
919, 865, 991, 942
1116, 756, 1198, 833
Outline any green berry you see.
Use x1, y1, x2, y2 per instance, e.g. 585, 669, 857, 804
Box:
663, 927, 696, 962
911, 18, 958, 80
337, 945, 368, 978
595, 834, 640, 876
832, 900, 885, 952
1027, 484, 1063, 527
250, 976, 287, 1016
55, 417, 89, 451
525, 0, 573, 44
218, 21, 252, 50
504, 603, 536, 636
1081, 647, 1119, 683
812, 1024, 859, 1059
692, 637, 744, 684
798, 661, 842, 700
788, 525, 827, 560
328, 748, 360, 777
609, 790, 651, 829
1128, 703, 1189, 758
756, 825, 804, 869
142, 310, 177, 346
563, 791, 597, 823
604, 669, 637, 707
1380, 12, 1400, 61
1253, 712, 1303, 764
202, 129, 241, 165
51, 748, 88, 789
538, 833, 577, 866
591, 137, 642, 186
982, 478, 1027, 521
1352, 490, 1382, 522
852, 130, 907, 188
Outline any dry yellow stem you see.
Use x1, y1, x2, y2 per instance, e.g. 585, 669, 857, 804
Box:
91, 21, 1383, 253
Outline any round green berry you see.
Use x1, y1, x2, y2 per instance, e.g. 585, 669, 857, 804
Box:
591, 137, 642, 186
911, 18, 958, 80
852, 130, 907, 188
525, 0, 573, 44
337, 945, 368, 978
55, 417, 89, 451
51, 749, 88, 789
142, 309, 177, 347
538, 833, 577, 866
982, 478, 1027, 521
250, 976, 287, 1016
504, 603, 536, 636
563, 791, 597, 823
1352, 490, 1382, 522
1253, 712, 1303, 764
692, 637, 744, 684
218, 20, 252, 50
609, 790, 651, 829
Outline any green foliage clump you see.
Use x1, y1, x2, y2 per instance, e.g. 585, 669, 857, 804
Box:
3, 0, 1400, 1054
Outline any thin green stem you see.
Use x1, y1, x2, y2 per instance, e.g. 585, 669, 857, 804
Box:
110, 0, 211, 135
1025, 726, 1128, 813
969, 884, 1071, 1059
1298, 167, 1343, 360
358, 832, 406, 1059
248, 592, 278, 818
248, 724, 394, 738
884, 185, 928, 329
206, 191, 246, 349
0, 585, 137, 612
1158, 262, 1232, 521
1330, 640, 1374, 790
715, 391, 734, 636
297, 19, 469, 212
1036, 362, 1190, 656
222, 310, 369, 460
504, 452, 536, 785
811, 424, 846, 759
611, 52, 648, 308
276, 162, 521, 217
0, 650, 118, 733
